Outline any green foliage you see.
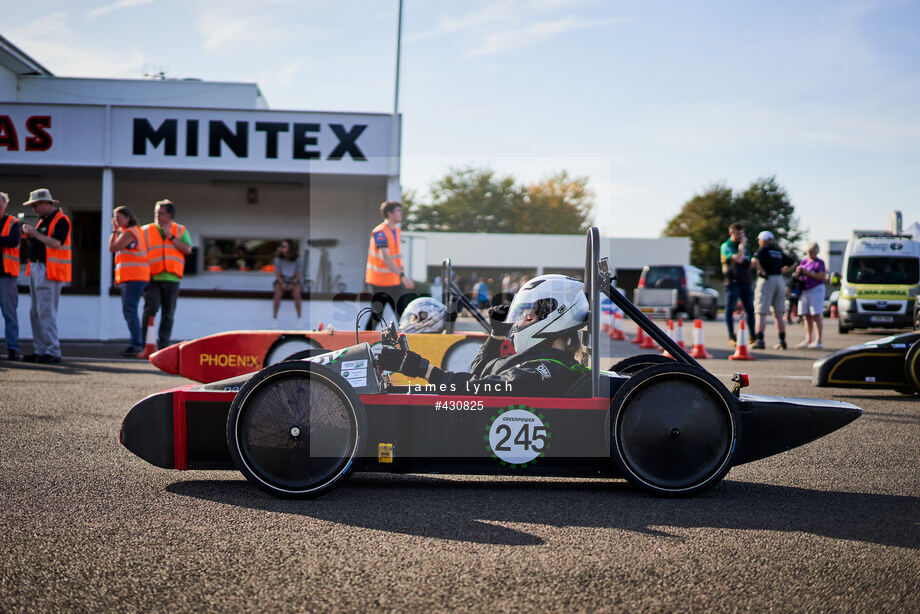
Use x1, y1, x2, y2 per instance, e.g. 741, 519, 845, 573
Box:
404, 166, 593, 234
515, 171, 594, 234
663, 176, 804, 273
662, 182, 735, 271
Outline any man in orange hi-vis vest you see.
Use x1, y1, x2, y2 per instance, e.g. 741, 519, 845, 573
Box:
21, 188, 71, 364
141, 199, 193, 352
0, 191, 22, 360
365, 200, 415, 330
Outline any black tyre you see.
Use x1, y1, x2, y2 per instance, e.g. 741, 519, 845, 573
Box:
706, 302, 718, 321
903, 340, 920, 393
608, 354, 675, 375
610, 363, 738, 496
227, 361, 366, 498
283, 348, 327, 362
838, 321, 851, 334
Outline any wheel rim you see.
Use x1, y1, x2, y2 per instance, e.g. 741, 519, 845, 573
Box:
236, 371, 358, 492
617, 372, 734, 491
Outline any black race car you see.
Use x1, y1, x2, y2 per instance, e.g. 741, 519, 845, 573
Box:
813, 330, 920, 394
121, 228, 862, 498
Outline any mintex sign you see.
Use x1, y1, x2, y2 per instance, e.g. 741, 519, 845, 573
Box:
0, 104, 396, 175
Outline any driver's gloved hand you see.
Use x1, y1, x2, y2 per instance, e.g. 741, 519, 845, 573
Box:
378, 347, 430, 378
488, 305, 512, 337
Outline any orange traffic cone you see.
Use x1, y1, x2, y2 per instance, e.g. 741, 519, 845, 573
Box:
609, 312, 627, 341
661, 319, 675, 357
729, 319, 754, 361
632, 326, 646, 345
689, 318, 712, 359
829, 304, 838, 319
675, 317, 686, 349
600, 311, 611, 333
138, 316, 157, 359
639, 326, 658, 349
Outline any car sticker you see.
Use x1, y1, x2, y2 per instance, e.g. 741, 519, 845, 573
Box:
342, 360, 368, 370
485, 406, 551, 468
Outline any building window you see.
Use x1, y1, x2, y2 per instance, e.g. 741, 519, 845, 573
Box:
203, 238, 291, 273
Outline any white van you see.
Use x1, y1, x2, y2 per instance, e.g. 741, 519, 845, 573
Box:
837, 231, 920, 333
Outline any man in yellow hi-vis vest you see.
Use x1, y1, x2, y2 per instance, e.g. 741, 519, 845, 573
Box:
0, 191, 22, 360
141, 199, 193, 351
21, 188, 71, 364
365, 201, 414, 330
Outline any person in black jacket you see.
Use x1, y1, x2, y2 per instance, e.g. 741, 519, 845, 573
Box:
379, 274, 590, 397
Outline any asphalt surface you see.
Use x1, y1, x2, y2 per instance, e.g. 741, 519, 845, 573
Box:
2, 317, 919, 612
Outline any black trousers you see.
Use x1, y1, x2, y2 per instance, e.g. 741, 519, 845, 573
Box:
366, 284, 414, 330
142, 280, 180, 349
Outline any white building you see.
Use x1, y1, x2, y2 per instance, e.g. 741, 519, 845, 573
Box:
1, 34, 400, 339
1, 34, 690, 343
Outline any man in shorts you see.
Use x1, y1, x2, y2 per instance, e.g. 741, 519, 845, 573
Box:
751, 231, 795, 349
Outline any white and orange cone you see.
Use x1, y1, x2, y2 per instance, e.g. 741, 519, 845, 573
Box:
138, 316, 157, 359
729, 319, 754, 361
675, 317, 686, 349
661, 319, 675, 357
632, 326, 646, 345
639, 325, 658, 349
689, 318, 712, 359
609, 312, 627, 341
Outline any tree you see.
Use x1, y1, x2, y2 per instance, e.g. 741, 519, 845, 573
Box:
733, 176, 804, 254
514, 171, 594, 234
404, 166, 594, 234
404, 167, 520, 233
662, 183, 735, 270
663, 176, 804, 274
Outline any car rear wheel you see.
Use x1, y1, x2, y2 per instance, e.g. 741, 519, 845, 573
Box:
903, 340, 920, 394
608, 354, 675, 375
227, 361, 366, 498
610, 363, 738, 496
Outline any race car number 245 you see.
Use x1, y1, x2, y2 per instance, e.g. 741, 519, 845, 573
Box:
486, 406, 550, 467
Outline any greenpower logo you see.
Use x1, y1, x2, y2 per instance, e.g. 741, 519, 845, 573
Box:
485, 405, 551, 467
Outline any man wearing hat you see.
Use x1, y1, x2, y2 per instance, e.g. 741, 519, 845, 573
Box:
20, 188, 71, 363
0, 192, 22, 360
751, 230, 795, 350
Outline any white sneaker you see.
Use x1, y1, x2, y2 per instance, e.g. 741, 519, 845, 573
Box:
794, 340, 810, 349
807, 341, 823, 349
271, 318, 278, 329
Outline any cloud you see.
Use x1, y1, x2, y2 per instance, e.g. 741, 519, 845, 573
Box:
467, 15, 630, 57
7, 11, 146, 78
406, 1, 629, 58
9, 12, 69, 39
85, 0, 156, 20
193, 2, 321, 54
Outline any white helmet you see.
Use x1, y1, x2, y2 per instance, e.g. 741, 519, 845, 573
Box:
507, 274, 589, 353
399, 297, 447, 333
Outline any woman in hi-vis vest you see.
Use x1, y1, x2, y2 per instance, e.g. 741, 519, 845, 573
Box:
365, 201, 415, 330
109, 206, 150, 357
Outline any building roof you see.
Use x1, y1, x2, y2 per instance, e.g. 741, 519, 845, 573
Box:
0, 33, 53, 76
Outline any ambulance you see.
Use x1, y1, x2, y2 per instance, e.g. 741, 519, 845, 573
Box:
837, 229, 920, 333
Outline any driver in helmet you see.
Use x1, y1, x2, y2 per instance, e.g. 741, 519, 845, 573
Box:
380, 274, 590, 396
398, 297, 447, 334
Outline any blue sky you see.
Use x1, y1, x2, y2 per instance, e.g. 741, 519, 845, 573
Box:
5, 0, 920, 249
